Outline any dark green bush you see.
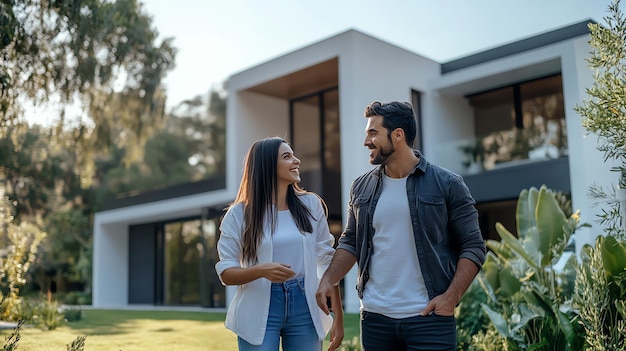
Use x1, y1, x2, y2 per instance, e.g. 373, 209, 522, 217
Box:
63, 307, 83, 322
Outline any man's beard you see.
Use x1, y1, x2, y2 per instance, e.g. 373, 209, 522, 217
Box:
370, 143, 395, 165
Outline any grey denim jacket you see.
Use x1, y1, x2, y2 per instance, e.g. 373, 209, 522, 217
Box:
337, 151, 486, 299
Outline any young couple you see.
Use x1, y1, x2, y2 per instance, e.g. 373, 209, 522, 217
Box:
215, 101, 486, 351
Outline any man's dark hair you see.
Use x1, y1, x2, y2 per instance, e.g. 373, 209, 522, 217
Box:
364, 101, 417, 147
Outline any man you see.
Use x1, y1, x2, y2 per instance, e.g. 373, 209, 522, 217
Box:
316, 101, 486, 351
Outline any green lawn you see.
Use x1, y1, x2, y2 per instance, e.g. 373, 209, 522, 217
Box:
0, 309, 360, 351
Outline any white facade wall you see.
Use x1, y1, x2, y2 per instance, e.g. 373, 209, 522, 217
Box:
226, 30, 440, 313
562, 37, 621, 251
92, 189, 231, 307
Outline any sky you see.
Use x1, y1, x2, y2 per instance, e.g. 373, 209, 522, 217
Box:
142, 0, 617, 110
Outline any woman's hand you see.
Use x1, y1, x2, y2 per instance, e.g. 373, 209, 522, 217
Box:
327, 314, 344, 351
257, 262, 296, 282
220, 263, 295, 285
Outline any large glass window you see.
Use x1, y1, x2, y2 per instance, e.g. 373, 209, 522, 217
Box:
411, 89, 424, 152
162, 213, 225, 307
465, 74, 567, 171
290, 87, 342, 229
164, 220, 202, 305
520, 76, 567, 160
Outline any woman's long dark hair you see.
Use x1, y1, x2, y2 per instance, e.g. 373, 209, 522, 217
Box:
231, 137, 319, 264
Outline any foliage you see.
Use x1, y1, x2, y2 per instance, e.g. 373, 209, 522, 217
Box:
62, 307, 82, 323
574, 0, 626, 240
455, 280, 491, 350
478, 185, 583, 350
60, 292, 91, 306
90, 87, 227, 202
0, 87, 227, 302
29, 299, 66, 330
168, 88, 227, 180
574, 235, 626, 350
38, 209, 92, 294
0, 124, 77, 220
338, 336, 361, 351
1, 0, 177, 172
571, 1, 626, 349
1, 319, 23, 351
0, 186, 46, 321
66, 336, 86, 351
0, 307, 84, 351
467, 327, 508, 351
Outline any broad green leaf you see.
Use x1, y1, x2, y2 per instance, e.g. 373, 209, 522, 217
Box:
601, 235, 626, 279
482, 304, 511, 338
496, 222, 541, 272
535, 186, 568, 266
555, 308, 576, 347
517, 187, 538, 238
511, 304, 541, 333
527, 341, 549, 351
516, 188, 531, 236
498, 266, 521, 297
522, 227, 542, 266
482, 257, 501, 293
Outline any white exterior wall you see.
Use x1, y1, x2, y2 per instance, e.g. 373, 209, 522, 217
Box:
226, 30, 440, 313
92, 222, 128, 307
92, 188, 232, 307
562, 37, 620, 251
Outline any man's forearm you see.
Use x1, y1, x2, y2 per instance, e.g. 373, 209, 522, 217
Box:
446, 258, 480, 304
323, 248, 357, 286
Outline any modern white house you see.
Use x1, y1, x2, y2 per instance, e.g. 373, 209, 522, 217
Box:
93, 19, 615, 313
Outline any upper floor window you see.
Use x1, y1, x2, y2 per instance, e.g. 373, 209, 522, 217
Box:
464, 74, 567, 171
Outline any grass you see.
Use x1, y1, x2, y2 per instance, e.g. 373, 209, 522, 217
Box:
0, 309, 360, 351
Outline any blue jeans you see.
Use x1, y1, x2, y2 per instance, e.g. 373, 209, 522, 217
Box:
238, 277, 321, 351
360, 311, 456, 351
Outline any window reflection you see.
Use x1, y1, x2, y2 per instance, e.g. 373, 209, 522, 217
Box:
464, 74, 567, 172
291, 88, 342, 234
163, 216, 225, 307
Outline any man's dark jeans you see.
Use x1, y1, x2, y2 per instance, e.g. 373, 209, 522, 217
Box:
360, 311, 456, 351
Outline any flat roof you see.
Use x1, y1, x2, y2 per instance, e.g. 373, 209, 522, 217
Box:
100, 175, 226, 211
441, 19, 594, 74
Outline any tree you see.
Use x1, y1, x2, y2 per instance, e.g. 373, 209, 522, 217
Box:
574, 1, 626, 349
1, 0, 177, 179
0, 185, 46, 321
168, 86, 227, 180
90, 85, 227, 201
0, 124, 83, 221
575, 0, 626, 240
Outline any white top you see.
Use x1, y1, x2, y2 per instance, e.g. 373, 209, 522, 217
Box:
272, 210, 305, 277
362, 174, 429, 318
215, 193, 335, 345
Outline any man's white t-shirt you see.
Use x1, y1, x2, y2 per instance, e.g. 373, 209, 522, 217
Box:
361, 173, 430, 318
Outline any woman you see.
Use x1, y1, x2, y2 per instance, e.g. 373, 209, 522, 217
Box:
215, 137, 344, 351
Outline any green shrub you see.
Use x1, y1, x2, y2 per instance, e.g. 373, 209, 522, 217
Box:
62, 291, 91, 306
467, 327, 508, 351
63, 307, 83, 323
455, 280, 490, 350
66, 336, 87, 351
574, 235, 626, 350
478, 185, 584, 350
2, 319, 24, 351
339, 336, 361, 351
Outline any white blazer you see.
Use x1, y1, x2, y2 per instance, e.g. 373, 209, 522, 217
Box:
215, 193, 335, 345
